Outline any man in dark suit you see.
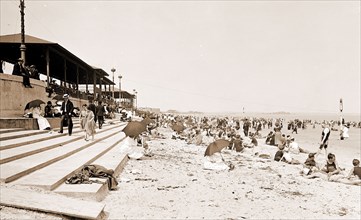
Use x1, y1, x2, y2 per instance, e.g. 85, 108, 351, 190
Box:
96, 101, 105, 129
59, 94, 74, 135
12, 58, 32, 88
88, 100, 97, 122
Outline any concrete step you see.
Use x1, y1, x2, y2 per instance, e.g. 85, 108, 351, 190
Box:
0, 121, 125, 164
0, 118, 81, 142
54, 138, 131, 201
0, 128, 26, 134
0, 120, 119, 151
13, 132, 127, 191
0, 188, 106, 220
0, 125, 80, 151
0, 129, 52, 141
0, 123, 124, 183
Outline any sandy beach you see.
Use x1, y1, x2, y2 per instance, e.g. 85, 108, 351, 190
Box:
103, 123, 361, 219
1, 118, 360, 219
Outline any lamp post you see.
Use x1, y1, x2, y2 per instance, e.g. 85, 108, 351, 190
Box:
19, 0, 26, 63
111, 68, 116, 100
99, 77, 103, 100
133, 89, 137, 113
118, 75, 122, 107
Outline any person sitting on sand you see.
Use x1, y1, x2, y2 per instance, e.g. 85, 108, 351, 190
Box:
347, 159, 361, 180
278, 134, 287, 150
242, 136, 254, 148
301, 153, 318, 175
333, 159, 361, 185
188, 129, 203, 145
288, 138, 308, 154
274, 145, 300, 164
232, 134, 244, 152
321, 153, 341, 178
274, 146, 284, 162
265, 131, 275, 145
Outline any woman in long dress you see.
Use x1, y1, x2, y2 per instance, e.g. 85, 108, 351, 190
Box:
84, 105, 96, 141
32, 107, 51, 130
79, 104, 87, 130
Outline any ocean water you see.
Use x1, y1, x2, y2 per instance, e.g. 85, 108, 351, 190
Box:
206, 112, 360, 122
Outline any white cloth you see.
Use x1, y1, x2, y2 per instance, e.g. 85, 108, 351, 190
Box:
203, 157, 229, 171
283, 153, 292, 163
342, 127, 349, 138
32, 108, 51, 130
289, 142, 300, 154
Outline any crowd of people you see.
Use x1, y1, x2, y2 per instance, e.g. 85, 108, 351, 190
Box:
135, 113, 361, 186
23, 92, 121, 141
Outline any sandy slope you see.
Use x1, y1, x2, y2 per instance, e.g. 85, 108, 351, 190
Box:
104, 127, 361, 219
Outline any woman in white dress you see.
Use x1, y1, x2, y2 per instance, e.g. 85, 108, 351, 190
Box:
32, 107, 51, 130
79, 104, 88, 130
84, 105, 96, 141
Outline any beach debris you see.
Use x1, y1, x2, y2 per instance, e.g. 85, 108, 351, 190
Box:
338, 207, 348, 216
203, 159, 229, 171
208, 202, 219, 207
259, 154, 271, 159
128, 151, 144, 160
228, 163, 235, 171
157, 185, 185, 191
135, 178, 158, 182
130, 169, 142, 174
120, 177, 131, 183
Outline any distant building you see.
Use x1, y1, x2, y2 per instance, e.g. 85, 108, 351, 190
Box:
138, 107, 160, 113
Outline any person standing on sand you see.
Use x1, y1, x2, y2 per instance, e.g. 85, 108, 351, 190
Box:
317, 123, 331, 156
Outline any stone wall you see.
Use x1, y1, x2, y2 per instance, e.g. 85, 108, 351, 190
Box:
0, 74, 88, 118
0, 117, 61, 130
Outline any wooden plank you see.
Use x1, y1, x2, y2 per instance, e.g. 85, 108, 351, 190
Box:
0, 188, 105, 220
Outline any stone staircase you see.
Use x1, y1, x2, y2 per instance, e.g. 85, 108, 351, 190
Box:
0, 116, 131, 219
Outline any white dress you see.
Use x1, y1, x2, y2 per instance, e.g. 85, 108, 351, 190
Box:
32, 107, 51, 130
342, 126, 349, 138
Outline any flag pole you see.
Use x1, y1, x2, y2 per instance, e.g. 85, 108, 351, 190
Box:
339, 98, 343, 140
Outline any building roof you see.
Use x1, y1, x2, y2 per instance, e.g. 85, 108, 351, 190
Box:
0, 33, 55, 44
0, 33, 112, 85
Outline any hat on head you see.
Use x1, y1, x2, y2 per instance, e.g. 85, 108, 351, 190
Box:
17, 58, 23, 62
63, 94, 69, 98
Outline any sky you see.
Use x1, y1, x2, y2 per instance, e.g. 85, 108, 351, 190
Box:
1, 0, 360, 114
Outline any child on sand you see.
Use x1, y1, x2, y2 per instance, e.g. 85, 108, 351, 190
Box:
347, 159, 361, 180
301, 153, 318, 175
321, 153, 341, 177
